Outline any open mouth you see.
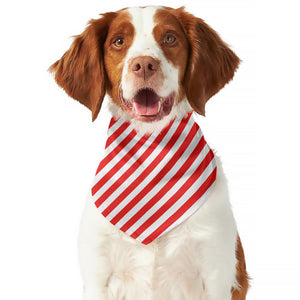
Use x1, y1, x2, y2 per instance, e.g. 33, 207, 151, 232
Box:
120, 88, 175, 121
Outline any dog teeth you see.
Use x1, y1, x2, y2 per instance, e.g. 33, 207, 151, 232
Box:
158, 99, 162, 111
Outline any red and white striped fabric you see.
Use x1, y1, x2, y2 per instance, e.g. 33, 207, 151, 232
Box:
91, 112, 217, 245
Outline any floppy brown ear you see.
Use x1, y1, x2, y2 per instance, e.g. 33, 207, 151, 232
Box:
49, 13, 116, 121
173, 8, 240, 115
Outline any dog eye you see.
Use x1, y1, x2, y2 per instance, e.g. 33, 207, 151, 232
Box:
113, 38, 125, 48
164, 34, 176, 44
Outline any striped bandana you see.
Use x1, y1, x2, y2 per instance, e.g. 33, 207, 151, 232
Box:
91, 112, 217, 245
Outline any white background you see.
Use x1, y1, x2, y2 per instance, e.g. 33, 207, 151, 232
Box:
0, 0, 299, 299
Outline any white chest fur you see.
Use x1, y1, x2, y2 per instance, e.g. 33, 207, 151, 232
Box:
79, 155, 238, 300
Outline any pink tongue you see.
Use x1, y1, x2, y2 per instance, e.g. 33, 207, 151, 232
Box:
133, 101, 160, 116
133, 89, 160, 116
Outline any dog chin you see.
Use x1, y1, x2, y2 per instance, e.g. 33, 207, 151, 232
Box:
108, 98, 193, 135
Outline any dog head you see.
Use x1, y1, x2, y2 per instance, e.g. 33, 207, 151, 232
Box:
50, 6, 239, 132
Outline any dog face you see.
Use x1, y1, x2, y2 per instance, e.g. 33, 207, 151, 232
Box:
50, 6, 239, 131
104, 7, 189, 124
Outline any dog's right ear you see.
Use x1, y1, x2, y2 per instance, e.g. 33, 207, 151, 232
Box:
49, 13, 116, 121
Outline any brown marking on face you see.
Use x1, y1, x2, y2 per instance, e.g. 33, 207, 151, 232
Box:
104, 11, 135, 106
153, 9, 189, 103
49, 12, 117, 121
164, 7, 240, 116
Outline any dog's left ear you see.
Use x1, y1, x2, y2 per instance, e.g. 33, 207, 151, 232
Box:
172, 8, 240, 115
49, 13, 116, 121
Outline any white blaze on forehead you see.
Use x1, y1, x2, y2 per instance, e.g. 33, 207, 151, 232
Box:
121, 6, 179, 100
126, 6, 162, 57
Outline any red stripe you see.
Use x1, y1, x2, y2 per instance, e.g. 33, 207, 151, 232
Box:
141, 167, 217, 245
94, 117, 177, 208
118, 135, 206, 231
95, 129, 138, 176
92, 132, 150, 195
130, 149, 215, 240
105, 122, 131, 148
102, 115, 191, 216
109, 117, 118, 129
98, 114, 192, 212
111, 123, 200, 226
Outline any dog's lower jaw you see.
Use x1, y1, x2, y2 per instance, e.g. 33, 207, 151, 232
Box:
108, 98, 193, 135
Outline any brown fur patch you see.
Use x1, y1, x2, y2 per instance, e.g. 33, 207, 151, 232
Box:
104, 11, 135, 106
232, 235, 249, 300
165, 7, 240, 115
49, 12, 117, 121
153, 9, 189, 103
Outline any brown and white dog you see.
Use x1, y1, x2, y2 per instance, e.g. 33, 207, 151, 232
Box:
50, 6, 248, 300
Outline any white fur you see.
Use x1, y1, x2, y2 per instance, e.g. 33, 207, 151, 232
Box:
78, 6, 239, 300
79, 156, 238, 300
121, 6, 179, 101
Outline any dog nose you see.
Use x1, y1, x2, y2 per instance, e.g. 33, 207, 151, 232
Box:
131, 56, 159, 80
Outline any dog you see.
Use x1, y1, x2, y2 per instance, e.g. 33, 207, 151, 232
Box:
50, 6, 248, 300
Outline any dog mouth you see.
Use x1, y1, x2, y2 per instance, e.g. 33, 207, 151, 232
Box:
120, 88, 175, 121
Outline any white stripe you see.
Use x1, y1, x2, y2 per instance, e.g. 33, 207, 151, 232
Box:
108, 118, 123, 135
124, 143, 210, 235
105, 121, 199, 220
135, 159, 216, 242
153, 182, 216, 241
94, 128, 157, 182
92, 118, 181, 204
114, 129, 204, 228
103, 123, 133, 153
97, 116, 194, 212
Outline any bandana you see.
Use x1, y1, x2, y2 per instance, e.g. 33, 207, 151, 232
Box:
91, 112, 217, 245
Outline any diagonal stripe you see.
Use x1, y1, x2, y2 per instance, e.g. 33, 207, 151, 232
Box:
91, 112, 217, 244
93, 116, 181, 208
110, 124, 200, 226
154, 183, 215, 241
141, 167, 217, 244
93, 131, 159, 199
93, 118, 178, 207
124, 144, 211, 236
108, 117, 122, 133
95, 115, 194, 213
137, 157, 217, 243
100, 114, 192, 215
117, 135, 206, 232
136, 158, 216, 243
95, 129, 138, 176
103, 124, 134, 155
93, 132, 152, 193
105, 121, 131, 148
108, 117, 118, 129
130, 149, 215, 240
